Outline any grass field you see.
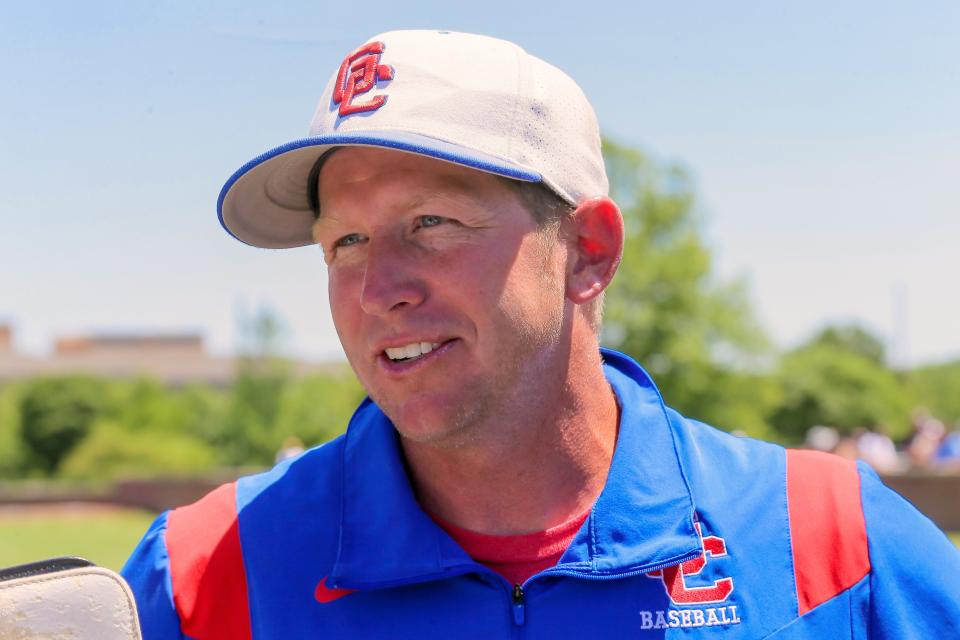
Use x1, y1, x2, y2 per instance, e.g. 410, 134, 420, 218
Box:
0, 505, 156, 571
0, 507, 957, 573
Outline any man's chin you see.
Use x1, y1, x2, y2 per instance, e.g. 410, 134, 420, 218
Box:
378, 395, 481, 449
391, 414, 465, 448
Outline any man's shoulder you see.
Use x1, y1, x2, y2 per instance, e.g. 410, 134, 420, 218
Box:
663, 408, 785, 474
138, 435, 348, 637
665, 408, 866, 516
237, 434, 347, 513
666, 409, 872, 516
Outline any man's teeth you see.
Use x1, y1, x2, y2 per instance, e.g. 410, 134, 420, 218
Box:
385, 342, 442, 361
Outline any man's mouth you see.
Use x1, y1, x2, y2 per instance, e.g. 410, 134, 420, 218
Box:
377, 338, 458, 373
384, 341, 442, 363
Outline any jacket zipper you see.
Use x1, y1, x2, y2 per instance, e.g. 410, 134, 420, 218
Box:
511, 584, 525, 625
504, 548, 702, 635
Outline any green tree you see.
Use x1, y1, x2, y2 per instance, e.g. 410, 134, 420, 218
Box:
217, 306, 293, 465
804, 325, 887, 366
59, 419, 217, 482
17, 376, 109, 474
908, 360, 960, 425
770, 339, 911, 442
175, 384, 231, 446
0, 383, 26, 478
600, 139, 774, 436
107, 378, 193, 435
219, 376, 289, 466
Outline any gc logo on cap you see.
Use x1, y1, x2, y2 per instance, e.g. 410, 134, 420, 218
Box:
333, 42, 394, 117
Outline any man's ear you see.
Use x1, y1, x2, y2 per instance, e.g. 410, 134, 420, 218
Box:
563, 197, 624, 304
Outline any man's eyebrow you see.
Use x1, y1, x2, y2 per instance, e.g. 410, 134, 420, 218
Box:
402, 194, 430, 211
312, 214, 346, 232
401, 176, 485, 211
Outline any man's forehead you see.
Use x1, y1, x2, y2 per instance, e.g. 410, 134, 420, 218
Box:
316, 147, 507, 212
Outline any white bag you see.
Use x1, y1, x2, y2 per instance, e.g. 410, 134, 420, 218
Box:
0, 557, 142, 639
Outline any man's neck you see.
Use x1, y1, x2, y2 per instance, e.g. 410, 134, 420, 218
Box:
400, 346, 619, 536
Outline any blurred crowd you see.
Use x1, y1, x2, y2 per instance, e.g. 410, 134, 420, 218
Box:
805, 411, 960, 474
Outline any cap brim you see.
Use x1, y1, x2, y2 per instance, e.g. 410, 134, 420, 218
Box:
217, 131, 542, 249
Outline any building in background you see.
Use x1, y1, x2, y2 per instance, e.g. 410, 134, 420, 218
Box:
0, 322, 342, 386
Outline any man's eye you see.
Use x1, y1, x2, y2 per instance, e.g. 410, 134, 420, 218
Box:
418, 215, 444, 228
334, 233, 363, 248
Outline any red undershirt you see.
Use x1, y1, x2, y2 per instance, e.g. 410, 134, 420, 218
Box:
430, 510, 591, 586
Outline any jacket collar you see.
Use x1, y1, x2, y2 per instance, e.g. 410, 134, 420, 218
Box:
329, 348, 700, 589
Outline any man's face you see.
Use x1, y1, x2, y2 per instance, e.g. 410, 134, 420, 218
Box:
314, 147, 570, 446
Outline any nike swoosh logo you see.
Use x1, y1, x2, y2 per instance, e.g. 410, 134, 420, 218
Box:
314, 577, 358, 603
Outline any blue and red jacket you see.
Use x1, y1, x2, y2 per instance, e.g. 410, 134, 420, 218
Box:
122, 349, 960, 638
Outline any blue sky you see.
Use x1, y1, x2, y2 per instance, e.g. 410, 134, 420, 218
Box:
2, 1, 957, 366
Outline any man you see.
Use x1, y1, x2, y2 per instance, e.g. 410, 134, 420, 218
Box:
123, 30, 960, 638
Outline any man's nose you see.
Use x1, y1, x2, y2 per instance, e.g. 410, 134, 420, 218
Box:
359, 236, 427, 316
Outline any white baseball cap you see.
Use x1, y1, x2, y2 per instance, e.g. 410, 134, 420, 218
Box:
217, 30, 608, 249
